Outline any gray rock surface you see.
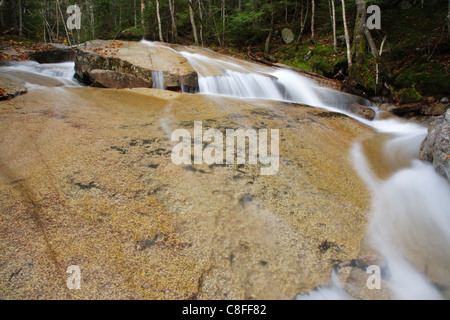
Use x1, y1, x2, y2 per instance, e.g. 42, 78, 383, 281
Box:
420, 110, 450, 182
89, 69, 152, 89
281, 28, 295, 44
0, 75, 27, 100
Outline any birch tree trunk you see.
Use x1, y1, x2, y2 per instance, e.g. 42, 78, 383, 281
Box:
168, 0, 178, 42
331, 0, 337, 53
134, 0, 137, 28
90, 1, 95, 38
221, 0, 226, 46
341, 0, 352, 68
141, 0, 145, 28
295, 0, 309, 47
156, 0, 163, 42
310, 0, 315, 42
448, 0, 450, 38
189, 0, 199, 44
198, 0, 204, 46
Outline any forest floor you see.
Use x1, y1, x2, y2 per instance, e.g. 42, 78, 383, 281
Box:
1, 2, 449, 104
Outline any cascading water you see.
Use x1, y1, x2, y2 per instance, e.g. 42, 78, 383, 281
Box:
0, 61, 80, 87
152, 71, 164, 89
3, 43, 449, 299
162, 42, 450, 299
172, 49, 326, 107
142, 40, 373, 114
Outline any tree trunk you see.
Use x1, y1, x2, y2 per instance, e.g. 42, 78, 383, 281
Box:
57, 0, 72, 46
208, 0, 222, 47
310, 0, 315, 42
90, 1, 95, 38
448, 0, 450, 38
353, 0, 367, 62
9, 0, 17, 33
198, 0, 204, 46
18, 0, 22, 36
295, 0, 309, 47
134, 0, 137, 28
331, 0, 337, 53
264, 0, 275, 56
341, 0, 352, 68
168, 0, 178, 42
189, 0, 199, 44
141, 0, 145, 28
221, 0, 226, 46
156, 0, 163, 42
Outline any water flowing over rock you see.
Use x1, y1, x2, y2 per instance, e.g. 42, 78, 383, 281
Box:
74, 40, 198, 92
420, 110, 450, 182
0, 81, 375, 299
350, 103, 376, 120
2, 46, 449, 300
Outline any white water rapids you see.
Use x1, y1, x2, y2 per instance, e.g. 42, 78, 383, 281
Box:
2, 43, 449, 299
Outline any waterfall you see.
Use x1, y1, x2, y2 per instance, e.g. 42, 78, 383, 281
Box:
152, 71, 164, 89
0, 61, 79, 87
4, 45, 449, 299
169, 42, 450, 299
141, 40, 372, 112
298, 122, 450, 300
351, 123, 450, 300
176, 50, 325, 107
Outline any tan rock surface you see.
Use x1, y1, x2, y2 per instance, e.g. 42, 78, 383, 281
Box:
75, 40, 198, 91
0, 86, 375, 299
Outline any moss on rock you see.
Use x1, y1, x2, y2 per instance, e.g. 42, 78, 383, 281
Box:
393, 86, 423, 104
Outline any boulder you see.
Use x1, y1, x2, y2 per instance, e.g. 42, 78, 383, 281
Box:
337, 35, 346, 48
419, 109, 450, 182
89, 69, 152, 89
350, 103, 376, 120
399, 0, 413, 10
421, 103, 450, 116
378, 103, 397, 113
0, 75, 27, 100
281, 28, 295, 44
29, 44, 75, 63
74, 40, 198, 92
391, 103, 422, 116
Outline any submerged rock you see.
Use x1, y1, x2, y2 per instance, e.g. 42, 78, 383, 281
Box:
0, 75, 27, 100
350, 103, 376, 120
74, 40, 198, 92
420, 109, 450, 182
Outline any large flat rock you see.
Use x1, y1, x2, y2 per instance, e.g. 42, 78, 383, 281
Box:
0, 86, 374, 299
75, 40, 198, 91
